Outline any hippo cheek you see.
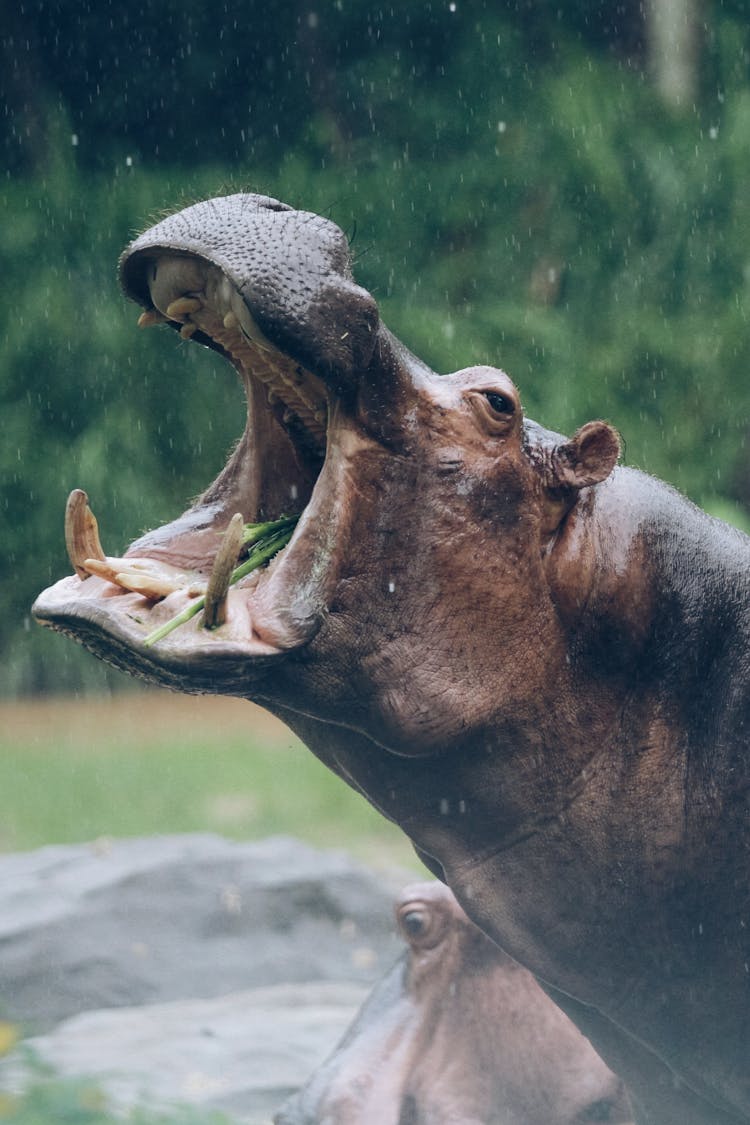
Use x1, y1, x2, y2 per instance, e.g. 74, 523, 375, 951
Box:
32, 195, 381, 694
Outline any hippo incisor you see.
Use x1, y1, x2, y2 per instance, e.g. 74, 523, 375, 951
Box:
34, 194, 750, 1125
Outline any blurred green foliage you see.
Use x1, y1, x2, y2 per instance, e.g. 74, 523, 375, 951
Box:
2, 2, 749, 693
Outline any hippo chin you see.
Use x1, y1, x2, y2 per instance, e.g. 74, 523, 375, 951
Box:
277, 880, 633, 1125
34, 194, 750, 1125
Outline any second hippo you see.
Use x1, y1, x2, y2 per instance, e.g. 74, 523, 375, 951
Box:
277, 881, 633, 1125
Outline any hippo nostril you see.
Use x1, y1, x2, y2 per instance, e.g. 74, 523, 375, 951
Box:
251, 195, 294, 213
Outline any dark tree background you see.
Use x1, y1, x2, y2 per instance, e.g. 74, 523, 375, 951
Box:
2, 0, 749, 693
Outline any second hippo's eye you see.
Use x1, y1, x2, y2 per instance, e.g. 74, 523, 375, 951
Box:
401, 909, 427, 937
397, 901, 449, 949
483, 391, 514, 415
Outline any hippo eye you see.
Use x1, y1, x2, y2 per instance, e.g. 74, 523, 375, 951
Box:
397, 903, 449, 950
400, 909, 427, 937
483, 391, 514, 415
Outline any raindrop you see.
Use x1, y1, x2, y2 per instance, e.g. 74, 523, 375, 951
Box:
220, 885, 242, 915
387, 579, 395, 593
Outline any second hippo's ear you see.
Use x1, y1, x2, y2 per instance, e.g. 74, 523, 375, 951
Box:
550, 421, 620, 491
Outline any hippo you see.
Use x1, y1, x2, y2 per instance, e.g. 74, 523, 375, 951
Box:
33, 194, 750, 1125
276, 879, 633, 1125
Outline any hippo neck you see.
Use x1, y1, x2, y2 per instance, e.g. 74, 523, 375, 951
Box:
271, 468, 750, 1121
556, 466, 750, 786
280, 701, 750, 1123
273, 676, 629, 883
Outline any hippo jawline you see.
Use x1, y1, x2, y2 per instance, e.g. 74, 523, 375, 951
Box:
33, 247, 339, 685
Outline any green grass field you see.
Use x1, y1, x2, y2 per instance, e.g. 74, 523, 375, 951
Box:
0, 691, 419, 872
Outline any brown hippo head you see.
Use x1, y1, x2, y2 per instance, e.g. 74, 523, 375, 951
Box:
276, 880, 632, 1125
33, 192, 619, 757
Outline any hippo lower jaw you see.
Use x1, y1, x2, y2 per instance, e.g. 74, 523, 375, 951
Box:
33, 249, 343, 691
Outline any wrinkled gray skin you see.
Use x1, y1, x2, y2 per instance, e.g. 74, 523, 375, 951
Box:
277, 880, 633, 1125
34, 194, 750, 1125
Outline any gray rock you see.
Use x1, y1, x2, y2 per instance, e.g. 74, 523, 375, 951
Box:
9, 982, 369, 1124
0, 835, 404, 1033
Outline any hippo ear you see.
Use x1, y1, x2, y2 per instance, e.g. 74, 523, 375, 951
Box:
551, 421, 620, 491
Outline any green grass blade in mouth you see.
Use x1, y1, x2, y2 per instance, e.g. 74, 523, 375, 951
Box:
143, 516, 298, 647
241, 514, 298, 546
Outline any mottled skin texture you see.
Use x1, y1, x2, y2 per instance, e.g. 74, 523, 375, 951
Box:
277, 880, 633, 1125
33, 194, 750, 1125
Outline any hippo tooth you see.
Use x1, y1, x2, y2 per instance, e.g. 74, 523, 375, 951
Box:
230, 290, 273, 353
113, 571, 185, 599
137, 309, 167, 328
165, 296, 202, 320
179, 322, 198, 339
223, 311, 239, 330
147, 256, 206, 319
65, 489, 106, 580
203, 512, 244, 630
83, 556, 198, 600
212, 272, 234, 315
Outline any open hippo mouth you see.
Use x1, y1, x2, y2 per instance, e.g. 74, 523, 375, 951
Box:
33, 193, 383, 693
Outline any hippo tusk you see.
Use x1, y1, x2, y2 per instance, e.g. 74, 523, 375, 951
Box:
65, 490, 106, 580
203, 513, 245, 629
137, 308, 167, 328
